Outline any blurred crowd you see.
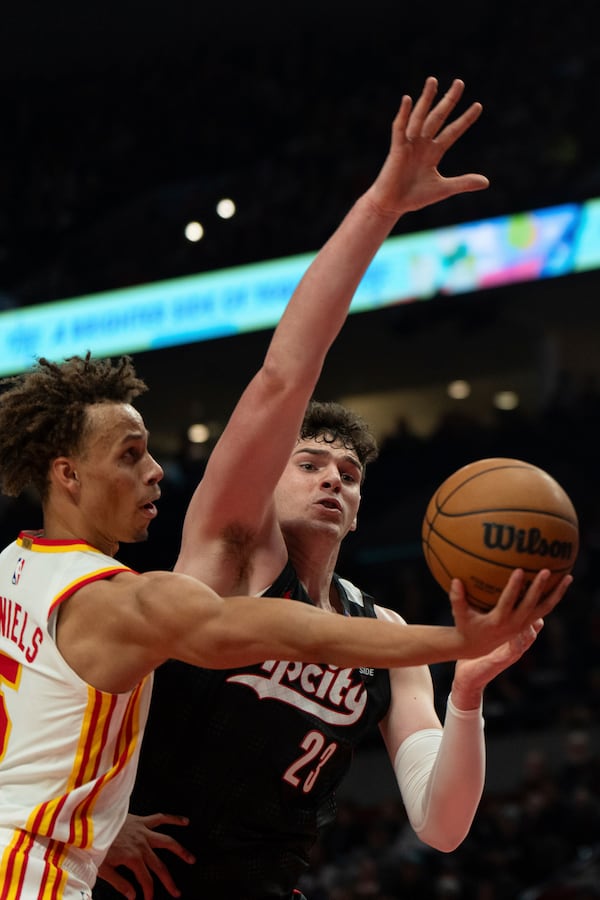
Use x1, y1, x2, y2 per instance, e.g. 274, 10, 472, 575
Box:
297, 727, 600, 899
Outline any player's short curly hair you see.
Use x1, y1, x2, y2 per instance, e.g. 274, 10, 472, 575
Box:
300, 400, 379, 480
0, 353, 147, 500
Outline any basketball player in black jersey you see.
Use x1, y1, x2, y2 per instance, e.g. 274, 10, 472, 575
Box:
96, 77, 569, 899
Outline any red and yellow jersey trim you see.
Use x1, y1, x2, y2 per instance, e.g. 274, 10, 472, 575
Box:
48, 569, 132, 618
16, 533, 106, 554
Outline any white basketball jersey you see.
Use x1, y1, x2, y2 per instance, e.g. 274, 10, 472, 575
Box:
0, 532, 153, 898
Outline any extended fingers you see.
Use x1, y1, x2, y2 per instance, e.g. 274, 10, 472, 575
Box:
145, 854, 187, 897
404, 76, 468, 142
500, 569, 571, 625
513, 569, 552, 621
433, 99, 483, 153
419, 78, 466, 139
388, 75, 485, 176
395, 75, 484, 162
494, 567, 526, 616
141, 813, 189, 832
389, 92, 414, 144
536, 573, 573, 618
146, 831, 195, 862
96, 865, 136, 900
404, 75, 440, 140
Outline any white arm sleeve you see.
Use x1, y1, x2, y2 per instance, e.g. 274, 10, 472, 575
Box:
393, 695, 485, 852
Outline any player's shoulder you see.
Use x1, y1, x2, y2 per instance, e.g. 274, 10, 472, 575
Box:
336, 575, 407, 624
373, 603, 407, 626
336, 575, 365, 608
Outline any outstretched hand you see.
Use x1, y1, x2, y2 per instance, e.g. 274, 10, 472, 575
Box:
97, 813, 194, 900
449, 567, 572, 661
369, 75, 489, 216
452, 618, 545, 708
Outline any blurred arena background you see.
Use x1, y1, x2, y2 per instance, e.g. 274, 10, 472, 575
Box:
2, 1, 600, 896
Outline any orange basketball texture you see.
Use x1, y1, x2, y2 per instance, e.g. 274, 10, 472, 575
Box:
421, 458, 579, 611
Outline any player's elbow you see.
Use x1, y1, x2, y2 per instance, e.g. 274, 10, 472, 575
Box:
415, 823, 469, 854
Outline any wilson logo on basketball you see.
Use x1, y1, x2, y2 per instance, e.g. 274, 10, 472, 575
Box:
482, 523, 575, 561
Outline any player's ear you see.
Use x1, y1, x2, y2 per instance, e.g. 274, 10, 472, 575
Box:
50, 457, 81, 494
349, 515, 358, 532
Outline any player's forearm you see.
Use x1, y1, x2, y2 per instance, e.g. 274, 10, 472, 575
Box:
305, 613, 471, 669
394, 696, 485, 852
192, 596, 473, 670
264, 193, 402, 376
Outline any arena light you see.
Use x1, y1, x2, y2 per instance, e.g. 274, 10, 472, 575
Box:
216, 198, 236, 219
447, 379, 471, 400
187, 422, 210, 443
493, 390, 520, 411
184, 221, 204, 242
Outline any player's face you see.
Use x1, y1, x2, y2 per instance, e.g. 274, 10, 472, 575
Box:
274, 437, 363, 544
72, 402, 163, 553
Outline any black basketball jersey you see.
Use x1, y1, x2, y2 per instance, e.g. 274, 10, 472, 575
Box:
95, 562, 391, 900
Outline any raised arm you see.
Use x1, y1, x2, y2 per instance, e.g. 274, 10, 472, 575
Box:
176, 76, 489, 572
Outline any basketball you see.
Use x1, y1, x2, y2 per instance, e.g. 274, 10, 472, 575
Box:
421, 458, 579, 611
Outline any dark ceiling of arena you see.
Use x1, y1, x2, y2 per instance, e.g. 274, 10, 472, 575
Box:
1, 0, 598, 445
2, 0, 597, 302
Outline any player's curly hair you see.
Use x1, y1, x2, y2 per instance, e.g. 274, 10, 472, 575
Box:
0, 353, 148, 500
300, 400, 379, 480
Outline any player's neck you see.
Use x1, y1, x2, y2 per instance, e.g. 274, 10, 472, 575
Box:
288, 543, 341, 612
